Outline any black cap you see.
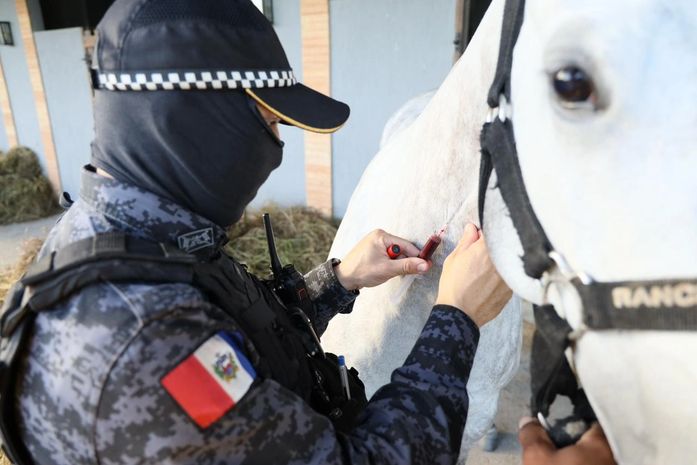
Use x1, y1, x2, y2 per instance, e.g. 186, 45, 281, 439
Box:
94, 0, 349, 133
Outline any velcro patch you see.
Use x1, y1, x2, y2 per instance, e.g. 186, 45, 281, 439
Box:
177, 228, 214, 253
162, 331, 257, 428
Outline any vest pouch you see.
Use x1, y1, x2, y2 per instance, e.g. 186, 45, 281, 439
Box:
308, 352, 367, 433
196, 254, 317, 399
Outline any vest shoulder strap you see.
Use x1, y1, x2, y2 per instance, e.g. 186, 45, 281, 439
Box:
0, 233, 207, 465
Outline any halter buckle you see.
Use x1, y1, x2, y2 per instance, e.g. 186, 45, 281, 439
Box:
485, 94, 512, 123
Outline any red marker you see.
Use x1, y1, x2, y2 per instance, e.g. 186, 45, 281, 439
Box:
418, 225, 448, 261
386, 244, 401, 259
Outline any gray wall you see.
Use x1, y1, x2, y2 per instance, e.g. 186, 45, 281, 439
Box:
35, 28, 94, 197
330, 0, 456, 216
0, 1, 43, 163
249, 0, 307, 209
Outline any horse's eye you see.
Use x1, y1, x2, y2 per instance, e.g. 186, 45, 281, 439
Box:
552, 66, 595, 108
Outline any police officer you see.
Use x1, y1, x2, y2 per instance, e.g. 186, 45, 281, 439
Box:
2, 1, 517, 464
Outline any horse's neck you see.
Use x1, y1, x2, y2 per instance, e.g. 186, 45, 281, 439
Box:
331, 0, 504, 258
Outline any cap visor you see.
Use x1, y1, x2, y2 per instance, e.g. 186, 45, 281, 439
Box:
246, 84, 350, 134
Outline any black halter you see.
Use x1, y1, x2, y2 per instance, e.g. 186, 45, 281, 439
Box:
479, 0, 697, 445
479, 0, 697, 332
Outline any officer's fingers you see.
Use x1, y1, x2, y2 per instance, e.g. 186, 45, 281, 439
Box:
456, 223, 480, 251
576, 423, 617, 464
518, 417, 555, 449
385, 257, 431, 277
577, 423, 607, 445
519, 418, 555, 462
380, 232, 421, 258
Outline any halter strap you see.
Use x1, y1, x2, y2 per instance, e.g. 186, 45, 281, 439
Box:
486, 0, 525, 107
575, 279, 697, 330
479, 0, 555, 279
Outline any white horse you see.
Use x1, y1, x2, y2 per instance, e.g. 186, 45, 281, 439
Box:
483, 0, 697, 464
379, 90, 435, 150
323, 0, 520, 458
325, 0, 697, 463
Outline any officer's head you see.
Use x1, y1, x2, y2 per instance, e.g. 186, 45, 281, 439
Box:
91, 0, 350, 226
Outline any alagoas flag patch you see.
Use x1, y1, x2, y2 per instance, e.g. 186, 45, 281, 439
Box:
161, 331, 257, 428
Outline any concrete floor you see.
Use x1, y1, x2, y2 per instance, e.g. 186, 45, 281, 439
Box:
466, 321, 533, 465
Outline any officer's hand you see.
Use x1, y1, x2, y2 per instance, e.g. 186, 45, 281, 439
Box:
519, 418, 616, 465
335, 229, 432, 290
435, 223, 511, 327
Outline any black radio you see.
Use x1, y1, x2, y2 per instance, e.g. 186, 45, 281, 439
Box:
262, 213, 323, 357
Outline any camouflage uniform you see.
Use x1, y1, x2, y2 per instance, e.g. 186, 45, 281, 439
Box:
15, 168, 480, 465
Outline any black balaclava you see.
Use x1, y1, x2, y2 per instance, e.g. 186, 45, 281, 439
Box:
90, 0, 348, 227
90, 0, 292, 227
92, 87, 283, 227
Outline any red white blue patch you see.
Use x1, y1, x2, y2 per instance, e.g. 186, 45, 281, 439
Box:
161, 331, 257, 428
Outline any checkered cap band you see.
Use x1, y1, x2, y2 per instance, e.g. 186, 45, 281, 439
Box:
95, 69, 297, 91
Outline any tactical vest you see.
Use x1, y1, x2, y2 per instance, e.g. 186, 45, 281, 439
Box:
0, 233, 366, 465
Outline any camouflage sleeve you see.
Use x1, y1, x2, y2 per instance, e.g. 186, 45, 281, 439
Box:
304, 259, 358, 336
96, 303, 478, 465
342, 304, 479, 463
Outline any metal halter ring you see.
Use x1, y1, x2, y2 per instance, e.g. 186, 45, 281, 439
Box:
539, 250, 594, 307
548, 251, 593, 285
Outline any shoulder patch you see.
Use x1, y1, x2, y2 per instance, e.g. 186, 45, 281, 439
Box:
161, 331, 257, 428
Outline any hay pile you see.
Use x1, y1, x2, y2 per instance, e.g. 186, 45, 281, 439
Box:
0, 146, 60, 225
226, 205, 338, 277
